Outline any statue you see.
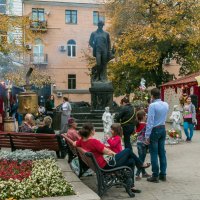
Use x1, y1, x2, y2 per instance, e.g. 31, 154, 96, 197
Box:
169, 105, 182, 137
102, 107, 112, 135
89, 20, 111, 82
139, 78, 146, 90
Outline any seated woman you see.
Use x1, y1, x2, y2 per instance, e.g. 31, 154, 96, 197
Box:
65, 118, 80, 141
19, 113, 35, 133
75, 122, 150, 193
36, 116, 55, 134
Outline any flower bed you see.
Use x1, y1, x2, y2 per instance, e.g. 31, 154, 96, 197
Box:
0, 150, 75, 200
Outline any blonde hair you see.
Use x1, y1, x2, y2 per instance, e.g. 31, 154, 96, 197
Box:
24, 113, 34, 122
43, 116, 52, 127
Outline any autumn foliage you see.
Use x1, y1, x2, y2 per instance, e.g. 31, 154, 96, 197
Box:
105, 0, 200, 95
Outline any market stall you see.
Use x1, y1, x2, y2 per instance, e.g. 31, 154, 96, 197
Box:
161, 72, 200, 130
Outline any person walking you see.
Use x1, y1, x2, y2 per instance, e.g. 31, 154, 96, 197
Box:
60, 97, 71, 132
115, 97, 135, 150
182, 96, 196, 142
145, 88, 169, 183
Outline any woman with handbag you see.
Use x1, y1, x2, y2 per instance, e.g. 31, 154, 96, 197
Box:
75, 122, 150, 194
182, 96, 197, 142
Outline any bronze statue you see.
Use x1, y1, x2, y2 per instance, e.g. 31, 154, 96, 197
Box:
89, 21, 111, 82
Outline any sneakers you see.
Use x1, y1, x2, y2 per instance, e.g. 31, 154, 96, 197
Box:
147, 176, 159, 183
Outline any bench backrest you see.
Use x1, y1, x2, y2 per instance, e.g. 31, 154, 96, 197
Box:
62, 134, 77, 156
9, 133, 60, 151
0, 132, 12, 148
77, 146, 100, 172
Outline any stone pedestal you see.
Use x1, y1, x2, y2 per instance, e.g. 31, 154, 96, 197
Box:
89, 81, 114, 111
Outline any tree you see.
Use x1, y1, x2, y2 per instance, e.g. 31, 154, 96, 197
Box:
0, 13, 52, 87
106, 0, 200, 95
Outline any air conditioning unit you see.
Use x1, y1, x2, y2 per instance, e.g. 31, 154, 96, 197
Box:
26, 44, 32, 50
57, 92, 63, 97
59, 45, 66, 52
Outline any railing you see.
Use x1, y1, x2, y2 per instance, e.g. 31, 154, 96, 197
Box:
30, 20, 48, 31
30, 53, 48, 65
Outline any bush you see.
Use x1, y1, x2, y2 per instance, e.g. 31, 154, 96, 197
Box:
0, 150, 56, 162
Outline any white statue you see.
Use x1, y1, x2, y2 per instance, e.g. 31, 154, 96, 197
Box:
102, 107, 112, 135
169, 105, 182, 136
140, 78, 146, 90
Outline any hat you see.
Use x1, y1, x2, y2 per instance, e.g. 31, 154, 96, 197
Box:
68, 118, 75, 125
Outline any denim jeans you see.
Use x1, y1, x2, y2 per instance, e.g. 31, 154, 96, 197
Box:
183, 122, 194, 140
136, 143, 148, 176
149, 127, 167, 177
122, 125, 135, 150
104, 148, 143, 186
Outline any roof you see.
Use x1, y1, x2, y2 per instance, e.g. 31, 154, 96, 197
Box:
161, 72, 200, 87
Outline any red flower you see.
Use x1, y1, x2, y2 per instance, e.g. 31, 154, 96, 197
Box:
0, 160, 32, 181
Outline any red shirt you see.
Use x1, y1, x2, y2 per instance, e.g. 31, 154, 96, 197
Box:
107, 135, 122, 153
76, 138, 107, 168
66, 128, 80, 141
135, 122, 146, 133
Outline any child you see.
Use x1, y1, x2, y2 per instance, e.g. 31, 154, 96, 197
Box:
105, 123, 123, 153
135, 110, 150, 180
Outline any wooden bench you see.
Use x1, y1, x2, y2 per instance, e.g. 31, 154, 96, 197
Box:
61, 134, 77, 163
61, 134, 135, 198
0, 132, 64, 158
0, 132, 12, 149
77, 147, 135, 197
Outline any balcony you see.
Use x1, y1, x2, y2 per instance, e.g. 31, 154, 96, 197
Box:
30, 20, 48, 32
30, 53, 48, 65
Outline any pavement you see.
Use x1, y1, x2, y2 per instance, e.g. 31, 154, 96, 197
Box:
2, 124, 200, 200
78, 126, 200, 200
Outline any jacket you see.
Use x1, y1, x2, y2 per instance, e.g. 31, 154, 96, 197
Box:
115, 104, 135, 126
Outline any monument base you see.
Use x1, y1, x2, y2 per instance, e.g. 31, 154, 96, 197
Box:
89, 81, 114, 111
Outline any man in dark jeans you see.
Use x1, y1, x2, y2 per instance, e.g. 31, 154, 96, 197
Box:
115, 97, 135, 150
145, 88, 169, 183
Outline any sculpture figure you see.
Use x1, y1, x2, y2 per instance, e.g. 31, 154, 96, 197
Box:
169, 105, 182, 137
102, 106, 112, 135
139, 78, 146, 90
89, 20, 111, 82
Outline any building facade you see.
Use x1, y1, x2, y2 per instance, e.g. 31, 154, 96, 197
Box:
23, 0, 105, 105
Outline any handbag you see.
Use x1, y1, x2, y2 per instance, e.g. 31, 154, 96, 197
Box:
104, 155, 116, 167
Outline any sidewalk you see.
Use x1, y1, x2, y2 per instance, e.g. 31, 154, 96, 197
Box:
80, 129, 200, 200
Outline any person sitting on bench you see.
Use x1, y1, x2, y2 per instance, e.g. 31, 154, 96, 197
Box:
74, 122, 150, 194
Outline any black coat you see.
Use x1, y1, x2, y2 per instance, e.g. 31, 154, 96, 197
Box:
36, 125, 55, 134
115, 104, 135, 126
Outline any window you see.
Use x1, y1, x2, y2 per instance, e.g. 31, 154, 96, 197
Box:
32, 8, 45, 21
33, 38, 44, 63
0, 0, 6, 14
65, 10, 77, 24
68, 74, 76, 89
67, 39, 76, 57
93, 11, 105, 25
